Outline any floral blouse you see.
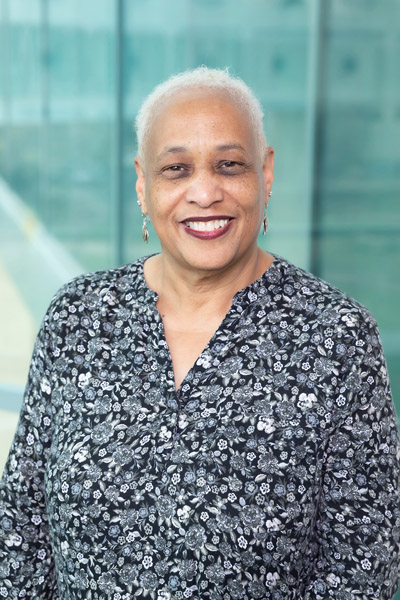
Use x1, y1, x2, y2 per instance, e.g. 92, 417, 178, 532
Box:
1, 255, 399, 600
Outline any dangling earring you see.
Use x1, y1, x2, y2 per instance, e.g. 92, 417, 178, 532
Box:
262, 206, 268, 235
263, 190, 272, 235
142, 214, 149, 243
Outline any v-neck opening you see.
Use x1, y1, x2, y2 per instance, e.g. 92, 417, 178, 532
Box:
136, 254, 283, 395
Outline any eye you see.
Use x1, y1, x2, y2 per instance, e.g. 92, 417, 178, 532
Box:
161, 164, 190, 179
167, 165, 184, 171
218, 160, 247, 175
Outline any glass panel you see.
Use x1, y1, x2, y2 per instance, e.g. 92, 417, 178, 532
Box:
0, 0, 117, 471
315, 0, 400, 430
121, 0, 314, 269
45, 0, 116, 270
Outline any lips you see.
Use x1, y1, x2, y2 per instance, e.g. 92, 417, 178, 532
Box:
180, 216, 233, 240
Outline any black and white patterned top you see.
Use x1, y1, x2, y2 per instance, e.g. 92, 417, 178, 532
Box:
1, 255, 400, 600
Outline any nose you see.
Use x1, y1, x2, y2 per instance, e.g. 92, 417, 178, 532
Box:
185, 170, 223, 207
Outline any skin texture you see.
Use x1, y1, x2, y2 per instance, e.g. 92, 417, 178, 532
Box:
134, 88, 274, 388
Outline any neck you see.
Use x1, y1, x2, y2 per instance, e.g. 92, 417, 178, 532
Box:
144, 248, 274, 316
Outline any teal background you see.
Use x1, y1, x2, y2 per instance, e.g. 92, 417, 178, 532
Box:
0, 0, 399, 595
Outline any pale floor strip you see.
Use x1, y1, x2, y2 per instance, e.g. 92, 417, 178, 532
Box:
0, 254, 36, 473
0, 409, 19, 476
0, 255, 36, 386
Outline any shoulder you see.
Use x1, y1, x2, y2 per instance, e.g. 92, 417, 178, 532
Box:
269, 257, 388, 405
271, 254, 377, 333
58, 258, 143, 296
43, 257, 150, 328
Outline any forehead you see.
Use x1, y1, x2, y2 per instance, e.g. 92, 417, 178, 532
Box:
146, 88, 256, 158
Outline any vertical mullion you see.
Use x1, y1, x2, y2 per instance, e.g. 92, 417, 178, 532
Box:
1, 0, 10, 178
114, 0, 123, 266
1, 0, 10, 120
305, 0, 325, 273
308, 0, 328, 275
41, 0, 49, 121
40, 0, 49, 219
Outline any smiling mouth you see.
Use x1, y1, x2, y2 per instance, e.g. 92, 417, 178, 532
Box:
183, 218, 231, 232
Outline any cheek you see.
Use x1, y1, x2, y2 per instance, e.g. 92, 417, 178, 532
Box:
233, 181, 264, 213
143, 187, 160, 220
147, 184, 180, 217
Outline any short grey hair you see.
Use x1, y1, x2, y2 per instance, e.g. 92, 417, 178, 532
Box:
135, 66, 267, 166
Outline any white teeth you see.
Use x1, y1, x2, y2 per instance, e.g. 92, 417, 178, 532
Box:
185, 219, 229, 231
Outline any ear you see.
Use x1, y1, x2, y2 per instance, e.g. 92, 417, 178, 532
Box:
134, 157, 147, 214
262, 146, 274, 203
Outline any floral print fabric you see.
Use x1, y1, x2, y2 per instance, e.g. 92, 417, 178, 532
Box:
1, 255, 399, 599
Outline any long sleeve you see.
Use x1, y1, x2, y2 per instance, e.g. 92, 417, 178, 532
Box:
0, 310, 59, 598
304, 316, 400, 599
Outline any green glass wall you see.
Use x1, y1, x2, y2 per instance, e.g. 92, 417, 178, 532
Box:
0, 1, 399, 594
314, 0, 400, 399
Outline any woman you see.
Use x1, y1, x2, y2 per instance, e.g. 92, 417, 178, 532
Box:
1, 67, 399, 599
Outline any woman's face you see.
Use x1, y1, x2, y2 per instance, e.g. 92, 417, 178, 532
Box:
135, 89, 274, 276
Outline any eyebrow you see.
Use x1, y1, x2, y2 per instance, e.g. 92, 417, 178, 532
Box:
215, 144, 247, 154
157, 146, 187, 160
157, 143, 247, 160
